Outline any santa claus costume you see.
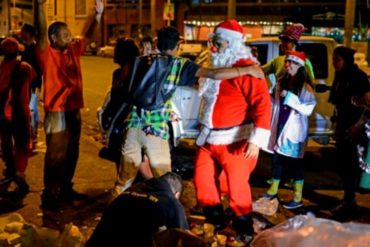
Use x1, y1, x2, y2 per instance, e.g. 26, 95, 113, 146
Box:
193, 20, 271, 241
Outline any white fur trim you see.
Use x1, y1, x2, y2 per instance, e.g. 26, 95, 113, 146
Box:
286, 55, 305, 66
216, 27, 243, 41
248, 127, 271, 149
206, 124, 252, 145
199, 79, 221, 128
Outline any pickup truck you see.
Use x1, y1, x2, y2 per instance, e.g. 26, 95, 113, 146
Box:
171, 36, 339, 146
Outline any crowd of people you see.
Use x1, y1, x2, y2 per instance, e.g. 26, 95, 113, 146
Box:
0, 0, 369, 245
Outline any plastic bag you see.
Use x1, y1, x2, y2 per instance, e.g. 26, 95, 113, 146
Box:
250, 214, 370, 247
252, 197, 279, 216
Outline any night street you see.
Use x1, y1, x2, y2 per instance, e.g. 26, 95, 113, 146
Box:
0, 55, 370, 243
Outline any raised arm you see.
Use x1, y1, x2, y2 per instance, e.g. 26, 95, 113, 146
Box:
82, 0, 104, 39
196, 65, 265, 80
36, 0, 47, 49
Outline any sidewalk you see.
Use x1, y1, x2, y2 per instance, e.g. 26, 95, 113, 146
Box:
0, 124, 117, 238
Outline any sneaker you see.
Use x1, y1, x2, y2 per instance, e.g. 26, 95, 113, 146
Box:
283, 200, 303, 209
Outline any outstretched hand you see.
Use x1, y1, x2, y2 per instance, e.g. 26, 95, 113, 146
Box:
95, 0, 104, 15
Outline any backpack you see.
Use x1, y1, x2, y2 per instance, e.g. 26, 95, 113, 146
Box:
97, 88, 131, 133
128, 54, 176, 110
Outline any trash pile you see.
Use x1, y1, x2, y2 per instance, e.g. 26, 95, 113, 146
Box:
0, 213, 84, 247
250, 214, 370, 247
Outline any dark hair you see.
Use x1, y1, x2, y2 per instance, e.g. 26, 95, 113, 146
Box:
157, 26, 180, 52
280, 66, 309, 95
334, 46, 356, 66
47, 21, 68, 44
114, 38, 140, 66
140, 36, 153, 46
21, 23, 36, 37
162, 172, 183, 194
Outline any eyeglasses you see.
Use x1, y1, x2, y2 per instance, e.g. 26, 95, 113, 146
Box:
209, 33, 226, 48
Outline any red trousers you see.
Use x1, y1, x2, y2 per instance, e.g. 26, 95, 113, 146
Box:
194, 141, 257, 217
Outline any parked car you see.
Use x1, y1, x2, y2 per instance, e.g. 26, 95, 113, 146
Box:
171, 36, 339, 146
177, 43, 204, 61
98, 42, 115, 57
98, 36, 348, 148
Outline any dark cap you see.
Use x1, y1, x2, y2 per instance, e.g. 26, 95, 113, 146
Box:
1, 37, 24, 54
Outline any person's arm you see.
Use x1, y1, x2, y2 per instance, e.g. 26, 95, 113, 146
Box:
81, 0, 104, 40
36, 0, 47, 50
242, 76, 272, 158
196, 65, 265, 80
282, 84, 317, 116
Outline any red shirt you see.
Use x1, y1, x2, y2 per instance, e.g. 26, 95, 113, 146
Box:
0, 59, 35, 121
37, 39, 85, 111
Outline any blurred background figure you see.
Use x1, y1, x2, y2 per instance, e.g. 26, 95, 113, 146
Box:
20, 23, 43, 149
329, 46, 370, 221
0, 37, 35, 195
139, 35, 158, 56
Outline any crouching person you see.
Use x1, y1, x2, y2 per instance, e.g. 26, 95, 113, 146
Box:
86, 172, 189, 247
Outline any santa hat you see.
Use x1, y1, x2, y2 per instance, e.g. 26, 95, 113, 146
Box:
215, 20, 244, 42
285, 51, 306, 66
279, 23, 305, 42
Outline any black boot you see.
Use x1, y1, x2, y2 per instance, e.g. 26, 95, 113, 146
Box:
231, 213, 254, 245
203, 204, 226, 231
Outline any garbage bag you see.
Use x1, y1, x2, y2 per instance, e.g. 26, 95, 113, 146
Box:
0, 213, 84, 247
250, 214, 370, 247
253, 197, 279, 216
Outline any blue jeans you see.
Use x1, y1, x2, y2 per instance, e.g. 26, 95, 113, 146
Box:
29, 92, 40, 140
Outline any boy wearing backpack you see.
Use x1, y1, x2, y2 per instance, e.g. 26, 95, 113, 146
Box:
111, 26, 265, 198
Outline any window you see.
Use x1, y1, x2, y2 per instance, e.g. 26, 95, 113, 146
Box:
299, 43, 328, 79
249, 44, 269, 65
75, 0, 87, 16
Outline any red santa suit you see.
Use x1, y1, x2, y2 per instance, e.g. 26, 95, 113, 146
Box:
194, 21, 271, 220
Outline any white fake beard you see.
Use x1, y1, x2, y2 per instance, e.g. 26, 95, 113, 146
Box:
211, 42, 257, 68
211, 48, 235, 68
